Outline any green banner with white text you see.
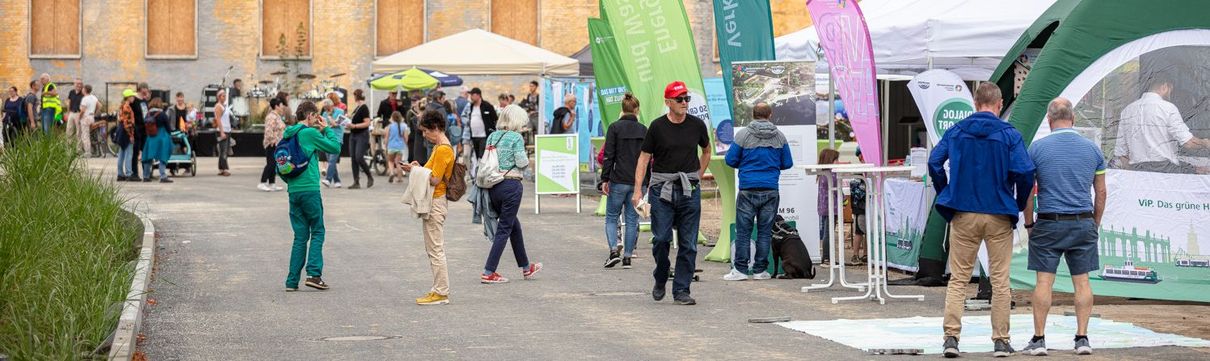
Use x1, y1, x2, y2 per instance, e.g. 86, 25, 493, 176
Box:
601, 0, 711, 127
588, 17, 630, 131
712, 0, 776, 120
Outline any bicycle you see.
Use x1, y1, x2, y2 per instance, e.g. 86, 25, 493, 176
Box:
90, 115, 119, 158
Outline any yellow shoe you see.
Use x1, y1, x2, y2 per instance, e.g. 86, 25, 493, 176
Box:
416, 292, 449, 305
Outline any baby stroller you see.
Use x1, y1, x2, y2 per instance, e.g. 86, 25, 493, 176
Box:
166, 131, 197, 176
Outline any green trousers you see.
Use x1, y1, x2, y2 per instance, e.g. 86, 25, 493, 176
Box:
286, 191, 325, 288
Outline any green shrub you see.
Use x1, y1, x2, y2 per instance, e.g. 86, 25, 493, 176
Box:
0, 135, 140, 360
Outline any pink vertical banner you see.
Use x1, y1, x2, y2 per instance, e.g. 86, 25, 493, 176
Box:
807, 0, 882, 165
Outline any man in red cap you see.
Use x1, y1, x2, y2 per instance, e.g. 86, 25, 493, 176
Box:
631, 81, 711, 305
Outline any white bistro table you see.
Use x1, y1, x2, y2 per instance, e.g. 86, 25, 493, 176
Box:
799, 163, 874, 293
828, 165, 925, 304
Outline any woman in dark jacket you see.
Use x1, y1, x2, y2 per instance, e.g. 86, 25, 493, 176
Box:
599, 93, 647, 268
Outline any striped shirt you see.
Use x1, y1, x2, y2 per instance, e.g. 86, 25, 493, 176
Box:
1028, 128, 1105, 214
485, 130, 527, 171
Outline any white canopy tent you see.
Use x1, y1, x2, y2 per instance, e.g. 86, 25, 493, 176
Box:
776, 0, 1056, 80
372, 29, 579, 76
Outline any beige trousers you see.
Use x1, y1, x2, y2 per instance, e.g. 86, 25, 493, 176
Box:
423, 197, 450, 296
76, 114, 94, 154
943, 212, 1015, 341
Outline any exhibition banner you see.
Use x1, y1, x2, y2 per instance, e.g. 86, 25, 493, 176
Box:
601, 0, 711, 127
704, 77, 730, 131
883, 178, 930, 272
712, 0, 776, 120
806, 0, 883, 165
710, 60, 819, 261
1010, 170, 1210, 302
907, 70, 975, 145
534, 134, 581, 195
542, 78, 600, 165
589, 17, 630, 130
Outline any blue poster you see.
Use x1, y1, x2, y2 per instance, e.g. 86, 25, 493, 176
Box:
704, 77, 733, 146
541, 78, 600, 165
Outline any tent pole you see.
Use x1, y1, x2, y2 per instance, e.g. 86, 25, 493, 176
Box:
881, 78, 890, 166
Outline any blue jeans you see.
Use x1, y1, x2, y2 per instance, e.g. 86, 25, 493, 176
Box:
116, 144, 133, 177
40, 108, 55, 134
484, 179, 529, 274
325, 153, 341, 183
649, 181, 701, 296
143, 160, 167, 180
605, 183, 639, 257
819, 215, 830, 261
734, 189, 779, 274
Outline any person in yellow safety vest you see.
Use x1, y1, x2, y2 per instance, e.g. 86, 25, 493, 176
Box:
38, 73, 61, 134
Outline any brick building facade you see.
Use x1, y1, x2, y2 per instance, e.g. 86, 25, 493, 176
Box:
2, 0, 810, 113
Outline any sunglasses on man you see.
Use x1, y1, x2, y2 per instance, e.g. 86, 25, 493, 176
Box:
668, 95, 691, 103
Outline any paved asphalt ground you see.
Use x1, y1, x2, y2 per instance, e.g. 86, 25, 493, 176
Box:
87, 158, 1207, 360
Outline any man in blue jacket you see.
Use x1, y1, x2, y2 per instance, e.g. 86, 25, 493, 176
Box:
723, 102, 794, 281
928, 83, 1035, 358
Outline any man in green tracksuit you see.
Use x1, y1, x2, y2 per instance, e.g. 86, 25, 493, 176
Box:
283, 104, 344, 291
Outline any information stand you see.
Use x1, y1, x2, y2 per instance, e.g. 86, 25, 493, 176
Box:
801, 163, 874, 293
830, 165, 925, 304
534, 134, 581, 214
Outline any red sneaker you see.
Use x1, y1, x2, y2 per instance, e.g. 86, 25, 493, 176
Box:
522, 262, 543, 280
481, 272, 509, 284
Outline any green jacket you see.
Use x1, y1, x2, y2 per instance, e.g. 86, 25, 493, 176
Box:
282, 123, 343, 193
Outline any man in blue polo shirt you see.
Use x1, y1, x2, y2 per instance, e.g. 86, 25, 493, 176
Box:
1021, 98, 1106, 356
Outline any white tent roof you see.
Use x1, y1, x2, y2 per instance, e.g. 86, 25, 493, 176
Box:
776, 0, 1055, 80
372, 29, 579, 76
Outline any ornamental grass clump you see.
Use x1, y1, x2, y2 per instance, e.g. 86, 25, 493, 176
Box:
0, 135, 140, 360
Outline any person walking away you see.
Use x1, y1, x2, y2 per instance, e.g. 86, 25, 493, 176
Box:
24, 81, 39, 132
386, 111, 408, 183
282, 101, 343, 291
66, 79, 84, 147
1020, 98, 1106, 356
600, 94, 647, 268
723, 102, 794, 281
141, 98, 174, 183
37, 73, 61, 134
78, 85, 98, 156
479, 105, 541, 284
928, 83, 1035, 358
398, 109, 456, 305
464, 87, 498, 160
815, 149, 840, 264
260, 98, 288, 191
550, 94, 576, 135
346, 89, 374, 189
319, 99, 345, 188
214, 89, 232, 176
632, 81, 712, 306
4, 87, 24, 148
115, 90, 137, 181
1113, 75, 1210, 174
849, 147, 869, 265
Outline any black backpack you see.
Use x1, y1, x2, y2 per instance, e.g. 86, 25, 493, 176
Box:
770, 215, 816, 279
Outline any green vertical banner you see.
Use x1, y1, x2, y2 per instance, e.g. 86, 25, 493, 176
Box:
588, 17, 630, 131
712, 0, 776, 118
600, 0, 711, 127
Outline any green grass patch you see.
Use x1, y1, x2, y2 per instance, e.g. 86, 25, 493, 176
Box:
0, 135, 141, 360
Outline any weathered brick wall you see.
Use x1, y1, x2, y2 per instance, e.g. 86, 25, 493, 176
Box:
1, 0, 814, 114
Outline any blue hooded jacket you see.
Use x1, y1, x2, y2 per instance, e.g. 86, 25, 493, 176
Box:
928, 111, 1035, 223
725, 120, 794, 190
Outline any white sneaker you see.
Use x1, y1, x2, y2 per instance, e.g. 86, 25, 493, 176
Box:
753, 272, 772, 280
321, 179, 332, 187
722, 269, 749, 281
257, 183, 270, 192
333, 182, 343, 188
271, 184, 283, 191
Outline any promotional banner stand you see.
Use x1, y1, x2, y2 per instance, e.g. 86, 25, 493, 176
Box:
534, 133, 582, 215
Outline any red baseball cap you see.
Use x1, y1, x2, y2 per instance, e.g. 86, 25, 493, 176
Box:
664, 81, 688, 99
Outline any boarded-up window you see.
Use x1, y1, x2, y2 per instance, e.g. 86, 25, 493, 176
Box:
146, 0, 197, 57
490, 0, 538, 45
376, 0, 424, 56
262, 0, 311, 58
29, 0, 81, 57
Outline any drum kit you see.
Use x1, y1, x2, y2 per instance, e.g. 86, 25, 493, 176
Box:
241, 71, 348, 113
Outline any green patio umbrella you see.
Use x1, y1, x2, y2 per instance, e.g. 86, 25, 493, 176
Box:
369, 67, 439, 91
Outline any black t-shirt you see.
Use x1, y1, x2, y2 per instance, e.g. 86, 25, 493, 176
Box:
640, 114, 710, 174
349, 104, 370, 134
68, 89, 84, 112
